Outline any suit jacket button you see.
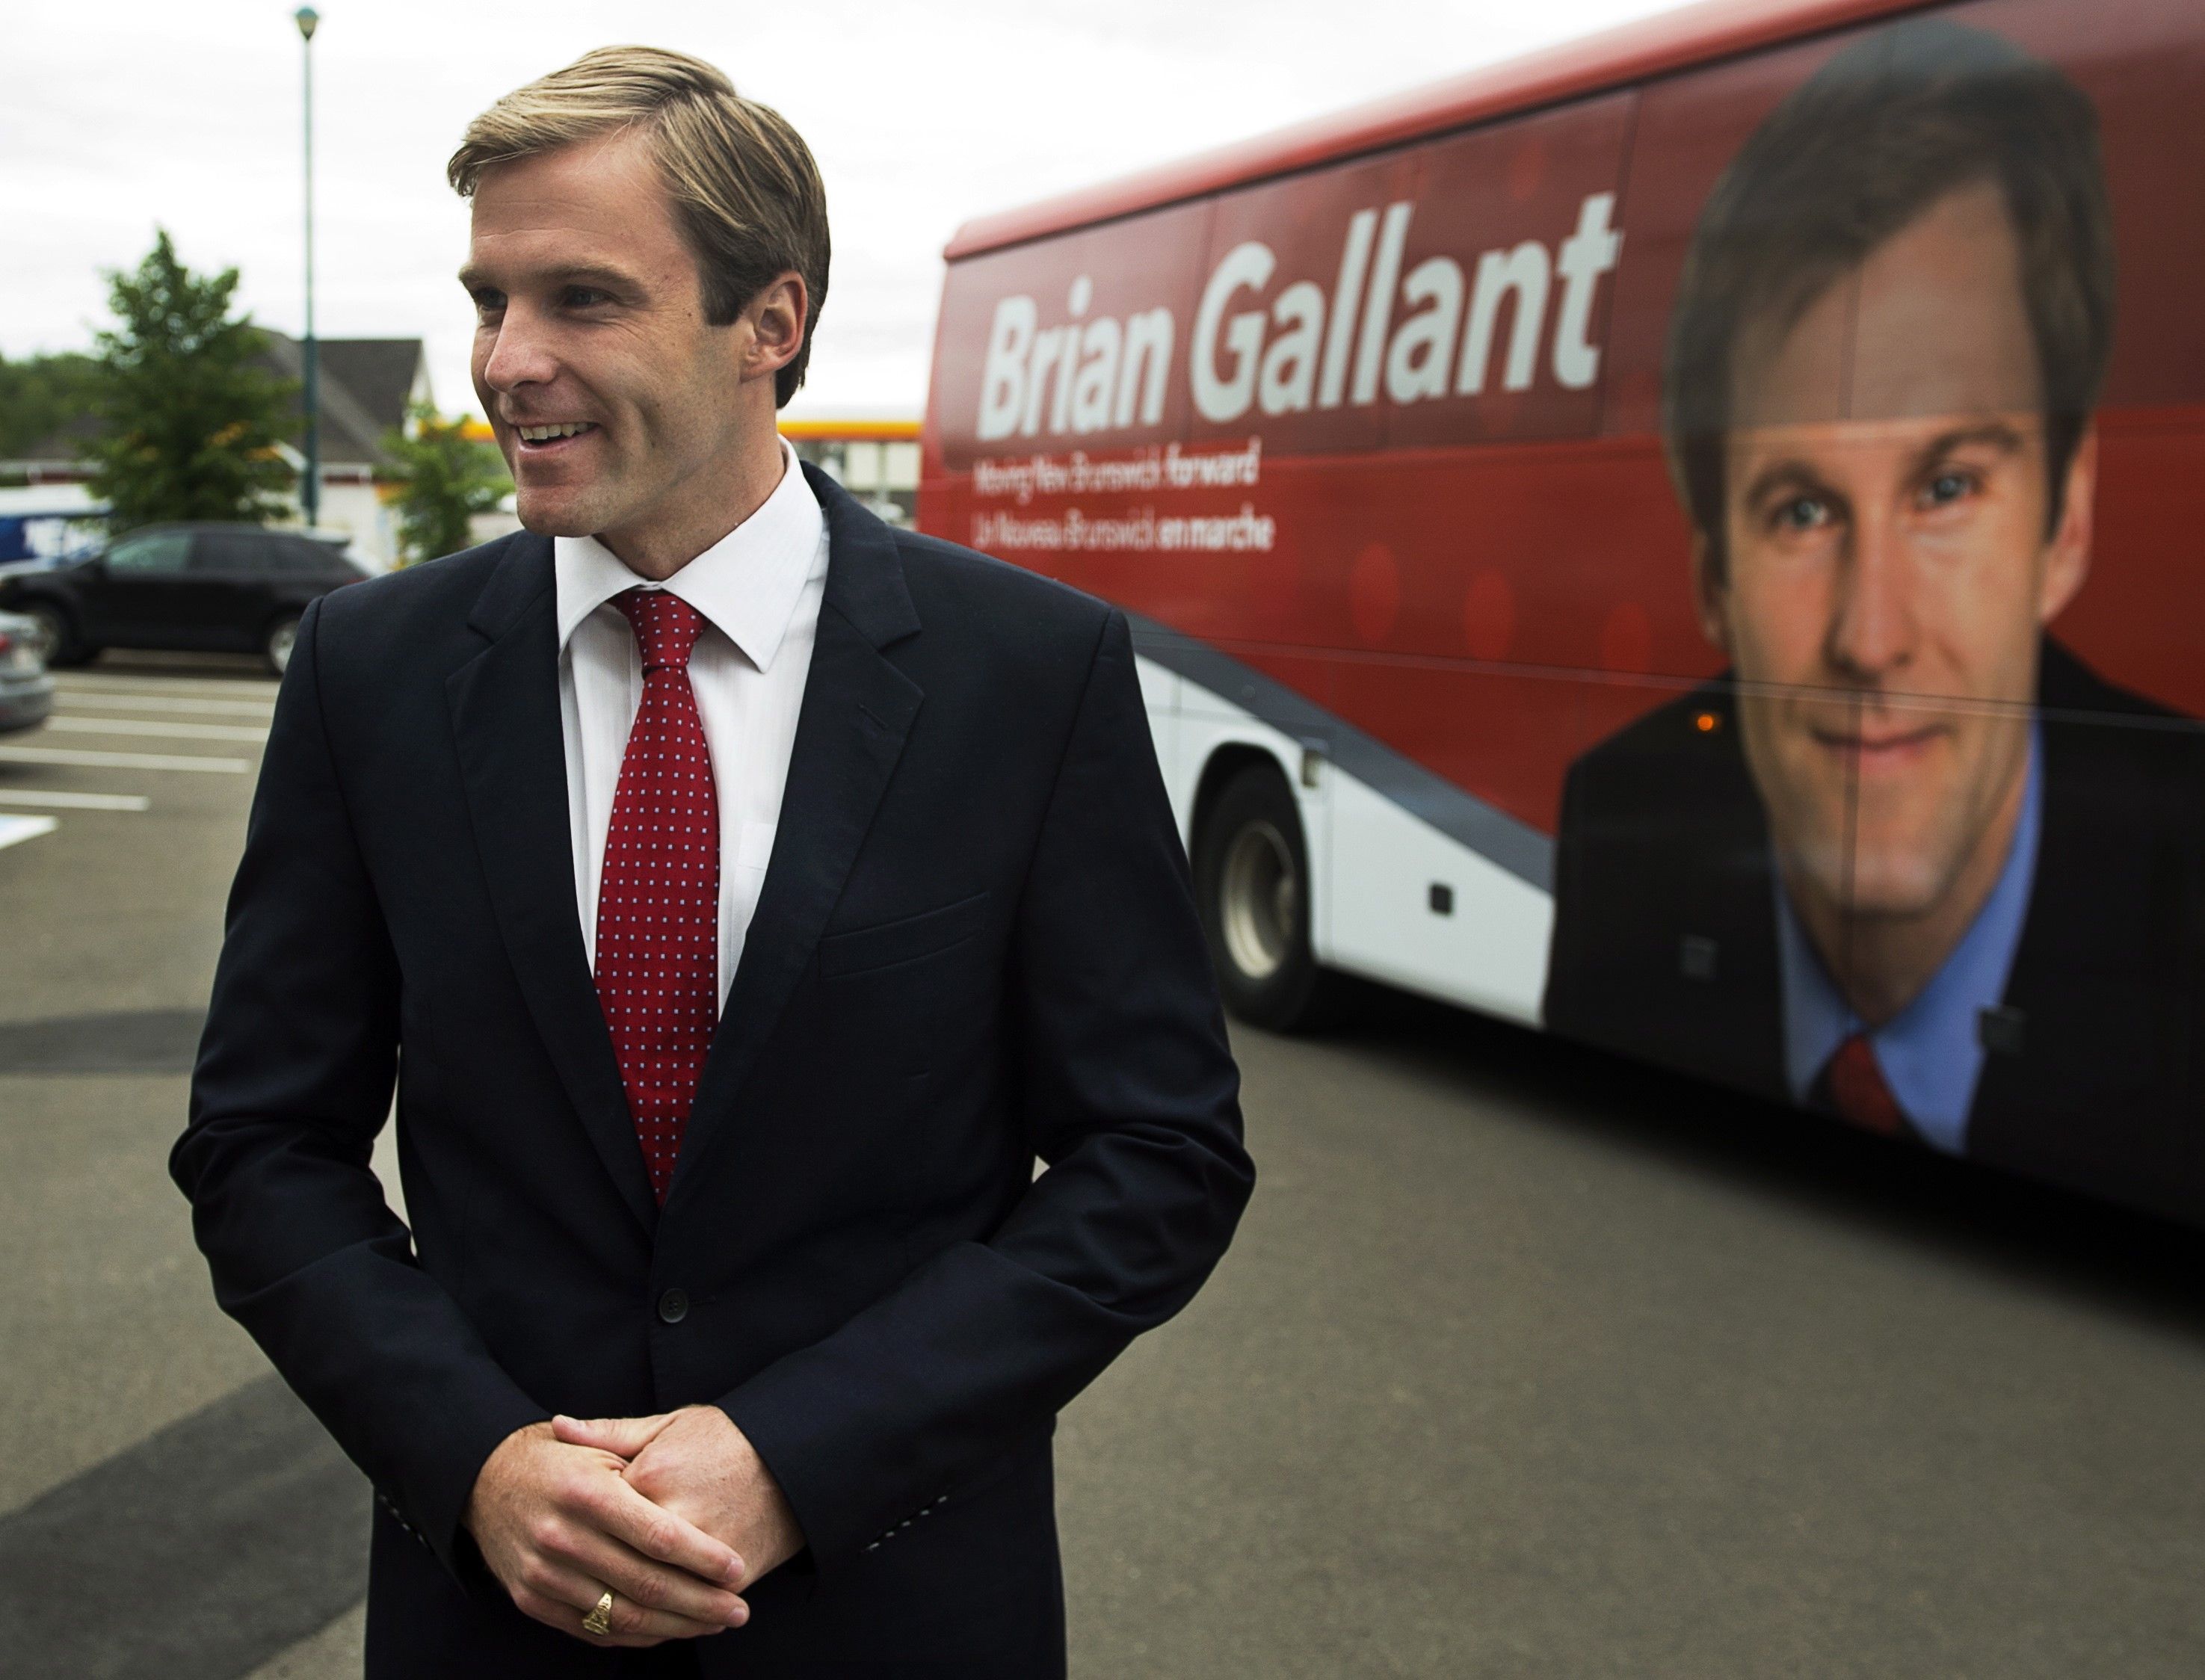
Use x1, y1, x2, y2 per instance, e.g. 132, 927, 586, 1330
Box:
657, 1288, 690, 1324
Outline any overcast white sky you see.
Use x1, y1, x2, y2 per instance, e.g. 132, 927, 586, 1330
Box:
7, 0, 1681, 422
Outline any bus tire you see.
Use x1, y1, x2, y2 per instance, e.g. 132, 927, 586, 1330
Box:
1194, 761, 1340, 1032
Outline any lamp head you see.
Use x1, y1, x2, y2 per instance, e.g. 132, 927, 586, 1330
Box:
294, 7, 319, 40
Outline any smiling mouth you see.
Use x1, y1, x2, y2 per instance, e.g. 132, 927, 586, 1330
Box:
1811, 723, 1947, 765
512, 421, 599, 448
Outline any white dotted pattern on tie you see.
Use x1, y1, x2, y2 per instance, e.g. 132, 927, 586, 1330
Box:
594, 587, 718, 1204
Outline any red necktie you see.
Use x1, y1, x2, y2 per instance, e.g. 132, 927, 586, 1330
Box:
593, 588, 718, 1204
1821, 1031, 1911, 1139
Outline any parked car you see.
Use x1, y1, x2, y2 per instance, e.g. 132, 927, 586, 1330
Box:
0, 610, 57, 735
0, 522, 370, 676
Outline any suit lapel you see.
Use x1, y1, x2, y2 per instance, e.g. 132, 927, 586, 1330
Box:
445, 534, 656, 1234
664, 471, 922, 1213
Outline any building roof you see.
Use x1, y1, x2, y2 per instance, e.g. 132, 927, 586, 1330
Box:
779, 418, 921, 442
316, 339, 430, 442
259, 332, 428, 466
943, 0, 1937, 259
12, 331, 429, 475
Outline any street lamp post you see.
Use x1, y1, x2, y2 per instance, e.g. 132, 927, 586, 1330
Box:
295, 7, 321, 528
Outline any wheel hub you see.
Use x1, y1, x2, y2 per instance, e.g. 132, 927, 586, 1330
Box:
1220, 819, 1297, 983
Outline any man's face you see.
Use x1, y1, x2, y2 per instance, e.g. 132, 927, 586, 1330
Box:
1700, 181, 2093, 927
461, 130, 759, 548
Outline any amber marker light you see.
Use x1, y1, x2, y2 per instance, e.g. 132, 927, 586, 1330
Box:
1695, 711, 1720, 733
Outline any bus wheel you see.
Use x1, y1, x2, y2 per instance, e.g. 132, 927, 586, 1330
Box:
1195, 762, 1339, 1032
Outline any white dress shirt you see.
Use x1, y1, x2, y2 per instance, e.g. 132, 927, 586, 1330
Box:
555, 442, 827, 1010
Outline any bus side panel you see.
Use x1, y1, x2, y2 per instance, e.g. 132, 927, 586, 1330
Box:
1325, 753, 1553, 1025
923, 0, 2205, 1222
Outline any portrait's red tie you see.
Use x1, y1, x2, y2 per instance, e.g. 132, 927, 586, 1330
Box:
593, 587, 718, 1204
1821, 1031, 1912, 1140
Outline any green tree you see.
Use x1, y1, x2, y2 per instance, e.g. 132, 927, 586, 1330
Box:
381, 401, 511, 564
0, 352, 104, 462
82, 230, 297, 531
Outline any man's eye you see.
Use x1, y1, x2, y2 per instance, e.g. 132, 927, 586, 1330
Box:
564, 288, 609, 309
1772, 495, 1830, 533
472, 293, 505, 320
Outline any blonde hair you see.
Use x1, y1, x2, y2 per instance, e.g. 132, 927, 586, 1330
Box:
449, 46, 829, 407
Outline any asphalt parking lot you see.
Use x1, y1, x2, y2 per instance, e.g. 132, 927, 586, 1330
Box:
4, 654, 2204, 1678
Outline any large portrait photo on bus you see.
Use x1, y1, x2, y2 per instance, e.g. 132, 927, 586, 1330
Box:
1542, 16, 2205, 1210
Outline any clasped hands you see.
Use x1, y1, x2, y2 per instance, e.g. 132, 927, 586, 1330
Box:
464, 1405, 804, 1649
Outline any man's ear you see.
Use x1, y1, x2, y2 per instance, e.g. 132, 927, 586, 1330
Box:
741, 271, 808, 389
2038, 424, 2095, 626
1689, 529, 1733, 656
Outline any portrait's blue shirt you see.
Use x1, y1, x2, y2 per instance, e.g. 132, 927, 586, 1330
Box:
1774, 732, 2042, 1155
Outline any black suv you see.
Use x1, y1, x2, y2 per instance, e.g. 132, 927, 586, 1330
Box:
0, 522, 368, 676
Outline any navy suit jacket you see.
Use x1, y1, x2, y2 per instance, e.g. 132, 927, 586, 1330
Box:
172, 468, 1253, 1676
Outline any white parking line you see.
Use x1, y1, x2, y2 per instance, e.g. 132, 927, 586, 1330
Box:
44, 715, 270, 744
0, 814, 59, 851
54, 675, 279, 699
52, 692, 276, 718
0, 745, 249, 773
0, 788, 150, 810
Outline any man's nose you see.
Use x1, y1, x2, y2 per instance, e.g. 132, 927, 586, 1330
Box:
479, 305, 559, 395
1828, 509, 1917, 680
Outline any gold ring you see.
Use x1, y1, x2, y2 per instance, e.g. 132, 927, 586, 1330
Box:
582, 1588, 615, 1636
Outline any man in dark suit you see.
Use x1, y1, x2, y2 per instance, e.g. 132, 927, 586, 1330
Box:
1544, 20, 2204, 1211
171, 47, 1251, 1678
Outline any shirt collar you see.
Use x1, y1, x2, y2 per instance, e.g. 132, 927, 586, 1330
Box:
552, 439, 823, 672
1774, 728, 2043, 1153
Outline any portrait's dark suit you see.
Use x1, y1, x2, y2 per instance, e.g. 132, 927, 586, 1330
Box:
1543, 637, 2205, 1217
171, 468, 1253, 1678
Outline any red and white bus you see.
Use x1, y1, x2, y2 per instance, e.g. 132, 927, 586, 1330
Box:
921, 0, 2205, 1223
